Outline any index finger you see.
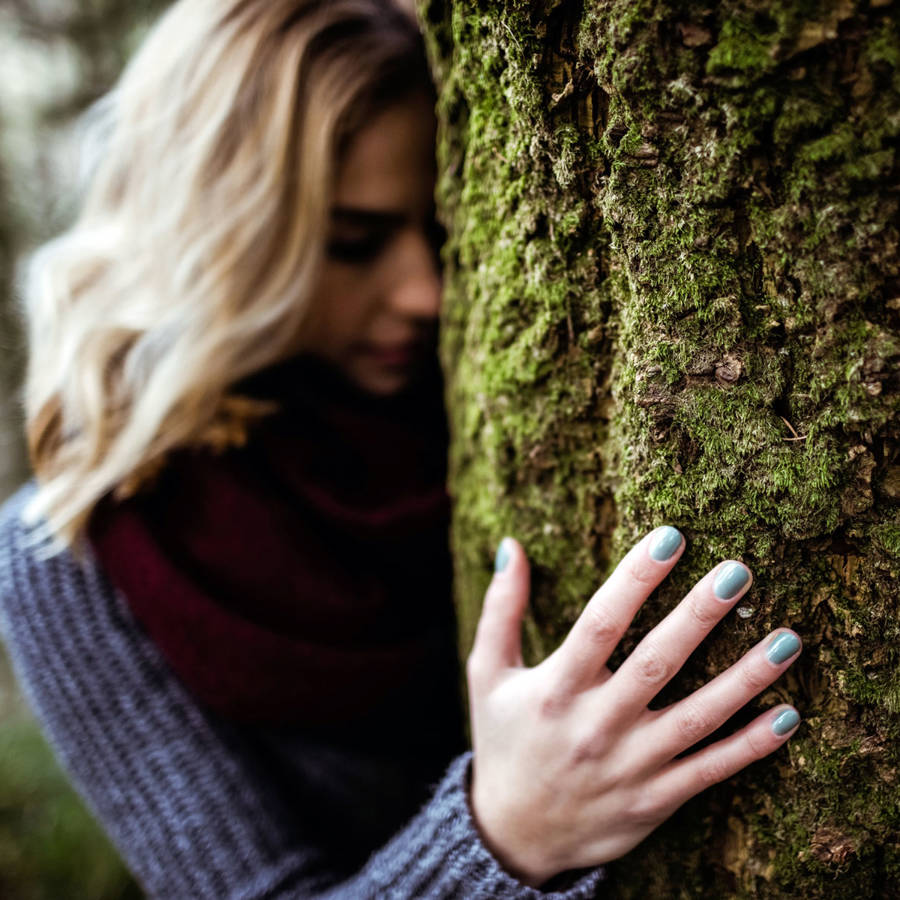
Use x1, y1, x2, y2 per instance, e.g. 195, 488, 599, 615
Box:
545, 526, 685, 700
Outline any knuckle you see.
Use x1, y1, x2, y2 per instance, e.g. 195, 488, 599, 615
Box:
685, 596, 721, 629
631, 641, 673, 687
674, 701, 715, 744
535, 683, 570, 720
568, 733, 600, 767
745, 728, 770, 759
582, 602, 621, 647
698, 753, 732, 788
567, 724, 613, 767
738, 660, 769, 694
628, 787, 666, 828
625, 556, 658, 589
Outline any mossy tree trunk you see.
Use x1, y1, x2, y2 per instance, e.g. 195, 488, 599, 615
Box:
423, 1, 899, 896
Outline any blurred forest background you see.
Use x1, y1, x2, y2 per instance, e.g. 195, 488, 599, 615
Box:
1, 2, 167, 896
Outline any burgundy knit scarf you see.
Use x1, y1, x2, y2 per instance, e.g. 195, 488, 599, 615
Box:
88, 354, 460, 737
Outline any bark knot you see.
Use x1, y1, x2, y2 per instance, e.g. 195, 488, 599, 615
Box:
803, 827, 857, 866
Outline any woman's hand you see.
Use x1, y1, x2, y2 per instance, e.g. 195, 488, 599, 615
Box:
466, 527, 801, 887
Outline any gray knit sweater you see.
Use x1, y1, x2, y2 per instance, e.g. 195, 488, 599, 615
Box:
0, 482, 606, 899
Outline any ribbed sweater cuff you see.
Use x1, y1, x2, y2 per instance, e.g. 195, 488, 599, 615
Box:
367, 751, 606, 898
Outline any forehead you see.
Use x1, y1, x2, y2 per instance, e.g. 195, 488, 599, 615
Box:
333, 94, 436, 210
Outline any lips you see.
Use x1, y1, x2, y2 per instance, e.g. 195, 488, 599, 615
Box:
360, 341, 421, 366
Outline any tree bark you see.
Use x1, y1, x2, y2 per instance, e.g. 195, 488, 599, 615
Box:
423, 1, 899, 896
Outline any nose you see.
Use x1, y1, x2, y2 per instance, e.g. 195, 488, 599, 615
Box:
384, 227, 442, 320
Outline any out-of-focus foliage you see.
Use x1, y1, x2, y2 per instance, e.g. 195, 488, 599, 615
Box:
0, 133, 23, 504
0, 0, 170, 502
1, 2, 169, 897
0, 653, 143, 900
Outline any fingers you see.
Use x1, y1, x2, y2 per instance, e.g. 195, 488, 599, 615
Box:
467, 537, 530, 688
648, 704, 801, 813
599, 560, 753, 723
644, 629, 802, 763
547, 526, 685, 699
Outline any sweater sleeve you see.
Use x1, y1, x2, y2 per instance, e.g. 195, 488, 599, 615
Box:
0, 485, 606, 899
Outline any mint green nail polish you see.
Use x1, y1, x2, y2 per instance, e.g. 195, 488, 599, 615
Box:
650, 526, 682, 561
494, 539, 512, 573
766, 632, 801, 664
713, 561, 749, 600
772, 708, 800, 736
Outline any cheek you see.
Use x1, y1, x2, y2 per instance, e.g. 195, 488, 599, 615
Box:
308, 272, 376, 343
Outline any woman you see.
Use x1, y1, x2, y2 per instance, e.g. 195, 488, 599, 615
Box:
0, 0, 802, 896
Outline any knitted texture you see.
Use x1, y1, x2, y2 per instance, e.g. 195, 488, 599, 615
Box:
0, 483, 607, 899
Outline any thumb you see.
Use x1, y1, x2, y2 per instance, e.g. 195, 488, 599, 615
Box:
468, 537, 531, 686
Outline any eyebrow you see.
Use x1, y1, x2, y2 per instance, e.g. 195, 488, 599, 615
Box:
330, 206, 407, 228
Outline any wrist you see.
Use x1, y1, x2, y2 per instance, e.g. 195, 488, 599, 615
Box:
466, 762, 561, 888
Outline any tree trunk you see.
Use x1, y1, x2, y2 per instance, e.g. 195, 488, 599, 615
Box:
423, 1, 899, 896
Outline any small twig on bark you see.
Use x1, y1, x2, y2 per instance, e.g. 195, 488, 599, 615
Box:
780, 416, 806, 441
502, 22, 521, 51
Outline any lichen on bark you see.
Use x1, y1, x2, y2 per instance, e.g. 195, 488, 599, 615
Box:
424, 0, 900, 896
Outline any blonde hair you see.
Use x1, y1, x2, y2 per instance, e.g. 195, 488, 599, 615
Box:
23, 0, 430, 549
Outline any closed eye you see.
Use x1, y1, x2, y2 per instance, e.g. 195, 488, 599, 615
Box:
325, 206, 443, 265
326, 234, 390, 264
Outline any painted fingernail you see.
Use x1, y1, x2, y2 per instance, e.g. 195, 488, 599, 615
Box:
649, 526, 682, 561
766, 632, 801, 664
713, 561, 750, 600
772, 708, 801, 736
494, 538, 512, 573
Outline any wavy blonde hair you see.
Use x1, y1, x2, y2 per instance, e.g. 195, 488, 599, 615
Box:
23, 0, 430, 549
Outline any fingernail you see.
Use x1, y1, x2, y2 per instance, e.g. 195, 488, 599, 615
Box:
766, 632, 801, 664
494, 538, 512, 573
713, 561, 750, 600
772, 707, 801, 736
649, 526, 682, 561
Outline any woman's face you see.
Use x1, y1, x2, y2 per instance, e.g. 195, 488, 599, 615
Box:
299, 92, 442, 396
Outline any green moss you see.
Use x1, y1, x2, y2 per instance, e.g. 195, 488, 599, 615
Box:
840, 671, 900, 714
870, 520, 900, 559
706, 16, 778, 76
429, 0, 900, 894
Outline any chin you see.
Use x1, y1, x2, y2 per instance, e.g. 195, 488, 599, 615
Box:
350, 365, 414, 397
